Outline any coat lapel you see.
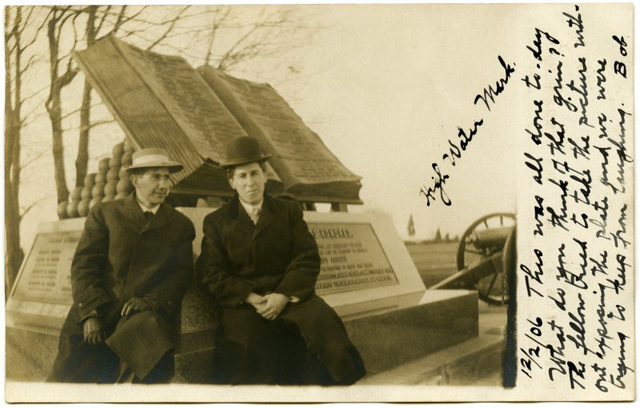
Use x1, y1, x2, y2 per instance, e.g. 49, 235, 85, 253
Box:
124, 193, 148, 231
252, 199, 274, 240
229, 195, 254, 236
125, 193, 170, 235
140, 203, 170, 234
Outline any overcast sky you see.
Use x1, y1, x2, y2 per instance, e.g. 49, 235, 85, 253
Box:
287, 4, 520, 240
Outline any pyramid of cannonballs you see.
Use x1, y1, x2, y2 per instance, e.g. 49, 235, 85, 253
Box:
57, 138, 135, 219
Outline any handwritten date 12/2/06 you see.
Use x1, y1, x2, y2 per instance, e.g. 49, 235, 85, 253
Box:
519, 315, 588, 390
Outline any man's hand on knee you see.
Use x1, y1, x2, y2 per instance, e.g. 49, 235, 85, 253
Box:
83, 317, 105, 345
244, 292, 267, 309
256, 293, 290, 320
121, 297, 153, 319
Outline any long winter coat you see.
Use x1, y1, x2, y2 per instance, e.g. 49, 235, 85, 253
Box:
50, 193, 195, 383
197, 194, 320, 306
196, 194, 365, 384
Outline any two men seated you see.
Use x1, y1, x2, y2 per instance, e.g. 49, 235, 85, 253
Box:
49, 137, 365, 385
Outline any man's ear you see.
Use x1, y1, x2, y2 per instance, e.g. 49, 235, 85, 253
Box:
129, 174, 138, 188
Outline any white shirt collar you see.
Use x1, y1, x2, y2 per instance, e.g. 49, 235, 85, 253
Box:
239, 198, 263, 217
137, 199, 160, 215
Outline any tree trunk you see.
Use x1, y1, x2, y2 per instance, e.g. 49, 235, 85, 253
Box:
49, 89, 69, 203
75, 6, 98, 188
4, 71, 23, 294
4, 7, 25, 294
47, 12, 70, 203
76, 80, 91, 187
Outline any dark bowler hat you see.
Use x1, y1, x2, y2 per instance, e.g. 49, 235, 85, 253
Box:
220, 136, 271, 169
125, 148, 183, 173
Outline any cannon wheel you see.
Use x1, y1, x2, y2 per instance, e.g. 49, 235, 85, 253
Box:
456, 213, 516, 305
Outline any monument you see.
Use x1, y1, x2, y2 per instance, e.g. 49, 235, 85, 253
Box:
6, 36, 479, 383
72, 35, 362, 204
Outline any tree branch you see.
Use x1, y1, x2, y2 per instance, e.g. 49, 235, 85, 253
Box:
205, 6, 231, 65
145, 5, 191, 51
21, 146, 52, 170
20, 195, 55, 219
95, 5, 111, 34
88, 119, 116, 129
59, 100, 105, 121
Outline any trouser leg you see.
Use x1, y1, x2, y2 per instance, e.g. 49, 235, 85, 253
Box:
219, 300, 366, 386
219, 307, 281, 384
278, 320, 334, 386
48, 334, 120, 383
282, 296, 367, 385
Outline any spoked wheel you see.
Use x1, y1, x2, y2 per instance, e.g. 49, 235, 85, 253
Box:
456, 213, 516, 305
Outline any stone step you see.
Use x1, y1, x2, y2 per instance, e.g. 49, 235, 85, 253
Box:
356, 333, 505, 386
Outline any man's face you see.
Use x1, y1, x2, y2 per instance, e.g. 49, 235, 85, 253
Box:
229, 162, 266, 205
131, 167, 171, 208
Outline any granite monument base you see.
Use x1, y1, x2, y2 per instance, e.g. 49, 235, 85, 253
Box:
169, 288, 478, 383
6, 209, 478, 384
340, 289, 478, 376
6, 288, 478, 384
6, 327, 59, 382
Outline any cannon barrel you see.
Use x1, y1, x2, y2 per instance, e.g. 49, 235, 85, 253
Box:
470, 226, 513, 250
432, 213, 516, 306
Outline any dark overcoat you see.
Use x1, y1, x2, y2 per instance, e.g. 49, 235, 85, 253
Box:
196, 195, 365, 384
50, 193, 195, 383
197, 194, 320, 306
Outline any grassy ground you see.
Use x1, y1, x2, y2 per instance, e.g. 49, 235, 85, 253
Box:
405, 241, 459, 288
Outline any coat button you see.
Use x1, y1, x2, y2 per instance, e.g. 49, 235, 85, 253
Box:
78, 302, 83, 307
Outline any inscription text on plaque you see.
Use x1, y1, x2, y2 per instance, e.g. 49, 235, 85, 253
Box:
311, 223, 398, 294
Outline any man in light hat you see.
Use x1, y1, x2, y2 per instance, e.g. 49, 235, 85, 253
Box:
49, 148, 195, 383
197, 136, 366, 385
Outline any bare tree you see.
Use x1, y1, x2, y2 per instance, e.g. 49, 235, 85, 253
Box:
214, 7, 303, 72
74, 6, 97, 188
70, 4, 312, 187
50, 5, 192, 189
5, 4, 320, 293
75, 5, 134, 187
4, 5, 43, 292
45, 6, 80, 203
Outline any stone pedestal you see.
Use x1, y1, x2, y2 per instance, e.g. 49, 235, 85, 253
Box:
5, 209, 479, 384
340, 290, 478, 376
173, 288, 479, 383
173, 285, 219, 383
6, 288, 478, 383
6, 327, 59, 382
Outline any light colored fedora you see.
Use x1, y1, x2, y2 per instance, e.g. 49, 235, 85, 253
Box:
125, 148, 183, 173
220, 136, 271, 169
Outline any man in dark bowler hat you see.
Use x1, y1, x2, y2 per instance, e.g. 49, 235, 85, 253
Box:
49, 148, 196, 383
197, 136, 366, 385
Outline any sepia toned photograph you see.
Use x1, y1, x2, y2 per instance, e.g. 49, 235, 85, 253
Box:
3, 2, 635, 402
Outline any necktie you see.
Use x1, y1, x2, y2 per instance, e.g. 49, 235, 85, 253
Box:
250, 207, 261, 225
144, 211, 154, 220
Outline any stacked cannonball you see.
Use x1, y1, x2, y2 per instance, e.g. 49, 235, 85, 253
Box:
66, 186, 83, 219
116, 138, 134, 199
57, 139, 135, 219
77, 172, 96, 217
